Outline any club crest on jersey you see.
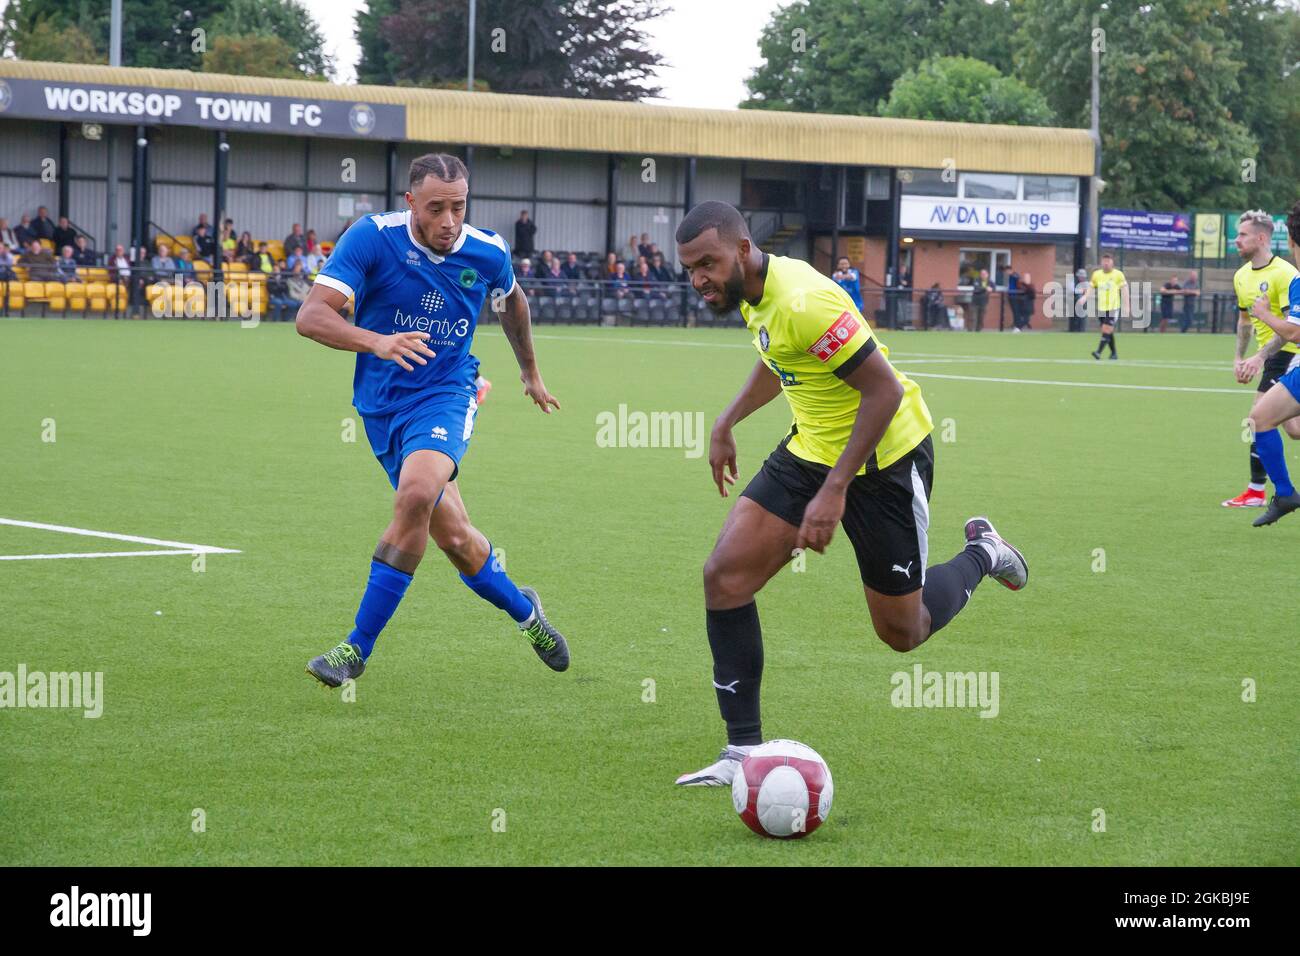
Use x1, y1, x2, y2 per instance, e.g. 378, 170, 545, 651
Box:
1260, 281, 1270, 293
758, 326, 770, 352
459, 268, 478, 289
808, 311, 861, 362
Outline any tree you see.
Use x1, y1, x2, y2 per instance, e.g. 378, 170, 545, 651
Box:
7, 17, 99, 63
201, 33, 307, 80
355, 0, 399, 86
0, 0, 329, 77
207, 0, 332, 79
0, 0, 223, 69
742, 0, 1014, 114
374, 0, 666, 99
881, 56, 1055, 126
1215, 0, 1300, 211
1013, 0, 1257, 209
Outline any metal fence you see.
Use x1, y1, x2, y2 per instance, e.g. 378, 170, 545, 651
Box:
0, 268, 1248, 334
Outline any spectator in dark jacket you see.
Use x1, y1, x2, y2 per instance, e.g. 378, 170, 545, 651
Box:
1014, 273, 1036, 331
14, 215, 36, 248
193, 224, 216, 260
650, 251, 673, 282
0, 243, 16, 282
53, 216, 78, 251
560, 252, 583, 282
514, 211, 536, 258
31, 207, 55, 241
923, 283, 946, 328
284, 224, 306, 258
73, 235, 96, 266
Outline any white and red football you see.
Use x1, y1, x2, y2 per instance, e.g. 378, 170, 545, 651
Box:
731, 739, 833, 839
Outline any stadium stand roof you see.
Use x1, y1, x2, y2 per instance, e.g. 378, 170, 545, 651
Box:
0, 60, 1095, 176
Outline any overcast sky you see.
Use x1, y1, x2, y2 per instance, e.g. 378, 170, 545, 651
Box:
314, 1, 787, 109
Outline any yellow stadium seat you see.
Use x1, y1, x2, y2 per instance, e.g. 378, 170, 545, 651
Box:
47, 295, 66, 312
13, 266, 29, 282
226, 261, 248, 274
65, 282, 87, 312
39, 239, 54, 252
7, 292, 25, 311
44, 281, 66, 298
182, 284, 206, 316
86, 268, 109, 282
25, 281, 47, 301
172, 235, 195, 253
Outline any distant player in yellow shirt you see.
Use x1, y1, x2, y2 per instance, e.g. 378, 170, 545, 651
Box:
671, 202, 1028, 787
1221, 209, 1300, 510
1088, 253, 1127, 360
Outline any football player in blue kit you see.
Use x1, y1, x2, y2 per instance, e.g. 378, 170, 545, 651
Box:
296, 152, 569, 686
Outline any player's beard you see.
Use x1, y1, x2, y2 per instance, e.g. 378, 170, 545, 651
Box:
706, 261, 746, 315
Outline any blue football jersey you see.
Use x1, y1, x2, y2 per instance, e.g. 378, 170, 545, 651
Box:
316, 210, 515, 417
1289, 275, 1300, 325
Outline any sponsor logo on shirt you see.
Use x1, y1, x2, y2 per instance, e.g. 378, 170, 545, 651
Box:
807, 311, 860, 362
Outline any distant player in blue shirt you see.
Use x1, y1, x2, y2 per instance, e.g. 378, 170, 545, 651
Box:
831, 256, 864, 312
1246, 200, 1300, 527
297, 153, 569, 686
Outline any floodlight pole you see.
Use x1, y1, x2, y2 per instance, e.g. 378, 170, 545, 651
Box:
104, 0, 123, 253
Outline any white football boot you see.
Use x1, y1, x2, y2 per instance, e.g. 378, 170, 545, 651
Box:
675, 745, 754, 787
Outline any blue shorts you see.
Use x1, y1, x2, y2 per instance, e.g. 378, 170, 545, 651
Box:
1279, 364, 1300, 404
362, 388, 479, 489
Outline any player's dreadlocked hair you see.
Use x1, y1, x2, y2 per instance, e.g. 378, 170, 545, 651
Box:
409, 153, 468, 189
1238, 208, 1275, 236
676, 201, 750, 245
1286, 200, 1300, 249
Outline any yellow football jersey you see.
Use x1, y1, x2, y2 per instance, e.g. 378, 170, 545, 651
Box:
1090, 268, 1127, 312
1234, 255, 1300, 355
738, 255, 932, 474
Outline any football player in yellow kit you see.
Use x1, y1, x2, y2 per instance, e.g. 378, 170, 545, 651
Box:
671, 202, 1028, 787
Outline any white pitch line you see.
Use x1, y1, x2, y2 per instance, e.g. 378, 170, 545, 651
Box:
0, 518, 241, 555
492, 331, 1236, 372
904, 371, 1244, 394
0, 549, 215, 561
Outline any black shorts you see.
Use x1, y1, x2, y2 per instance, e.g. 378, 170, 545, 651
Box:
1259, 351, 1300, 393
741, 434, 934, 596
1098, 310, 1120, 329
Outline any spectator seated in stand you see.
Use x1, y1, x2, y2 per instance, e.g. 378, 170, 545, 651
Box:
151, 242, 177, 278
609, 261, 631, 299
14, 215, 36, 248
53, 216, 78, 252
55, 245, 79, 283
175, 248, 201, 285
31, 206, 55, 241
73, 235, 96, 266
0, 218, 17, 249
560, 252, 583, 283
0, 243, 16, 282
516, 257, 537, 297
193, 223, 216, 260
23, 240, 57, 281
283, 223, 306, 258
256, 243, 275, 274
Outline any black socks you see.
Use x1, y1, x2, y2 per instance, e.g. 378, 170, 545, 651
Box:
705, 602, 764, 746
921, 544, 991, 636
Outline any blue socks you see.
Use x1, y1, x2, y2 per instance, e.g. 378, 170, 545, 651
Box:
346, 543, 533, 662
1254, 428, 1295, 497
348, 559, 413, 660
459, 544, 534, 623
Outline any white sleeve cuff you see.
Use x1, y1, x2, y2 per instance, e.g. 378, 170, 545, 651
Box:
314, 273, 354, 299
